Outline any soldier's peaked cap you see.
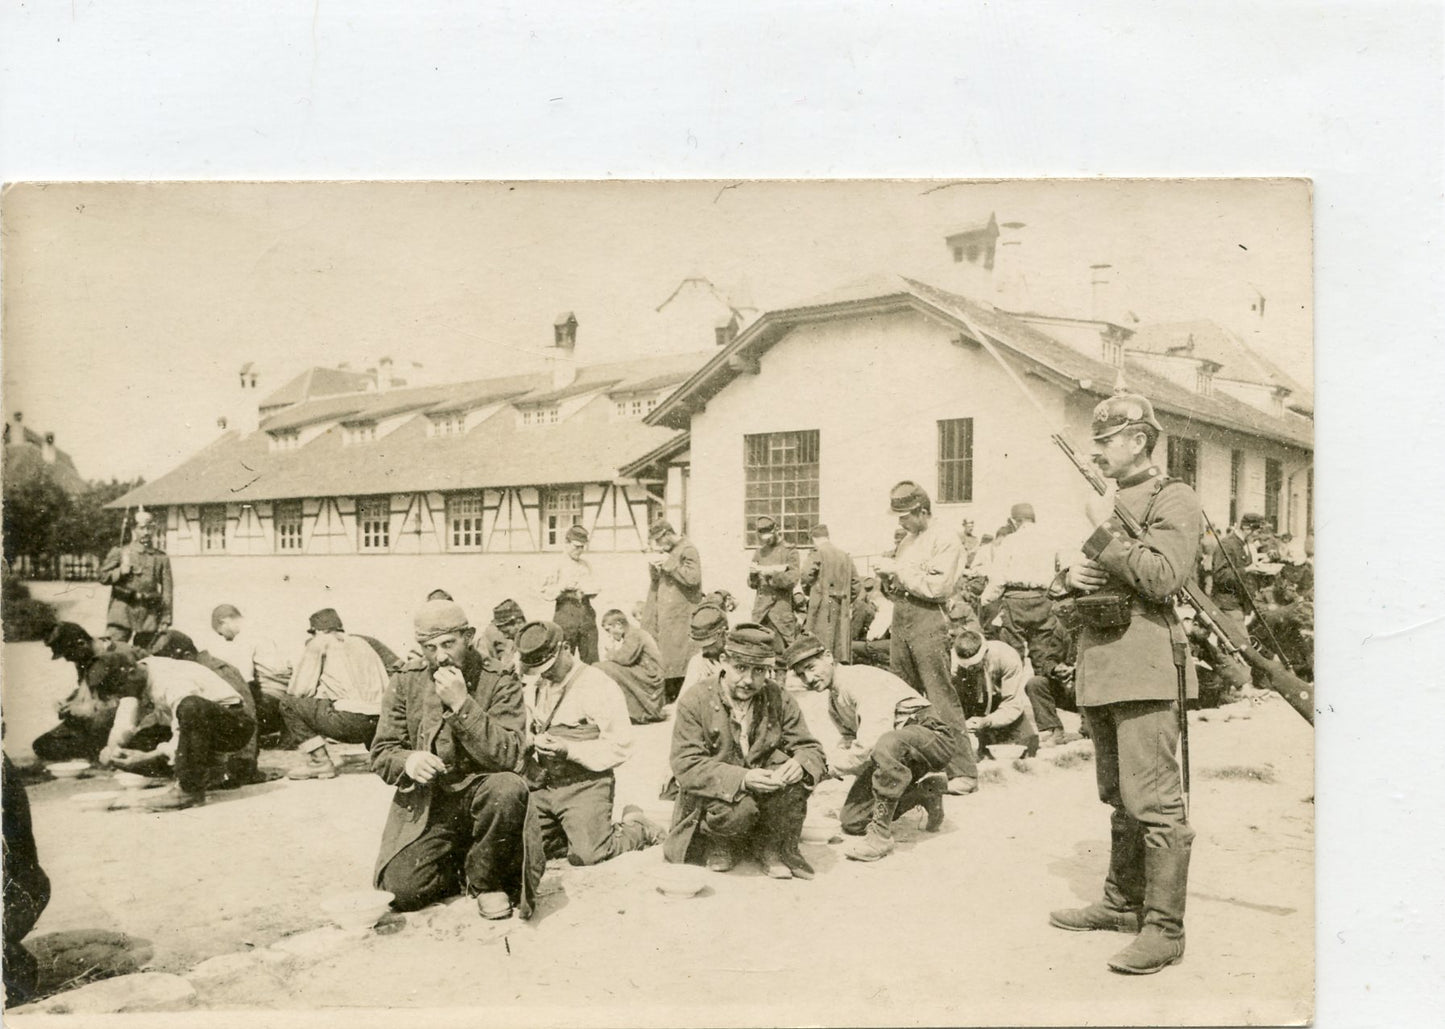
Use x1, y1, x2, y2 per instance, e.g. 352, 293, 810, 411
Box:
516, 621, 565, 669
1091, 393, 1163, 440
754, 515, 776, 532
782, 634, 826, 670
889, 481, 930, 512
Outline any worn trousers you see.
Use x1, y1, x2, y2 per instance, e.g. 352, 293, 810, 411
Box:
173, 696, 255, 794
1025, 675, 1078, 735
531, 772, 651, 866
379, 772, 531, 911
1084, 700, 1194, 850
699, 779, 808, 851
278, 695, 379, 749
889, 596, 977, 779
839, 721, 957, 833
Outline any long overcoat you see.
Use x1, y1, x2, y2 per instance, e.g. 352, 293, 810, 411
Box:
803, 540, 857, 663
749, 541, 800, 642
1062, 469, 1202, 707
663, 677, 827, 864
642, 536, 704, 679
370, 647, 544, 917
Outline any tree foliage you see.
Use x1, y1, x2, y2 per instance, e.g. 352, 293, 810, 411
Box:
3, 474, 146, 570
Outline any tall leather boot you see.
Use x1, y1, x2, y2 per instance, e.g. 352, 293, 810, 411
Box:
758, 785, 814, 879
1107, 843, 1190, 974
844, 797, 897, 862
1050, 811, 1144, 933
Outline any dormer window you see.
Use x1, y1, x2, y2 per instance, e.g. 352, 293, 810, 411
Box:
269, 430, 300, 452
521, 406, 560, 427
1102, 339, 1125, 367
430, 412, 466, 438
342, 421, 378, 446
1196, 367, 1214, 396
613, 394, 660, 420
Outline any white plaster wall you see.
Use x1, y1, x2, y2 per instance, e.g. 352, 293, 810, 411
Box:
687, 308, 1100, 601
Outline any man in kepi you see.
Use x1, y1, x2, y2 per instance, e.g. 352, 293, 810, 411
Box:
873, 481, 980, 795
665, 624, 826, 879
283, 608, 391, 780
784, 634, 957, 863
96, 508, 172, 648
1047, 393, 1201, 975
371, 600, 541, 921
539, 524, 601, 663
515, 621, 665, 866
642, 519, 704, 703
481, 599, 528, 667
747, 515, 800, 647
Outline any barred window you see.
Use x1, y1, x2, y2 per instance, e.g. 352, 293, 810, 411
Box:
543, 487, 583, 549
743, 430, 820, 546
1167, 436, 1199, 489
200, 506, 227, 553
1229, 449, 1244, 526
448, 492, 484, 551
1264, 459, 1282, 531
358, 496, 391, 551
274, 501, 304, 551
936, 418, 974, 504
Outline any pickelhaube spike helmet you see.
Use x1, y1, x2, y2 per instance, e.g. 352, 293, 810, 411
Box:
1090, 393, 1163, 441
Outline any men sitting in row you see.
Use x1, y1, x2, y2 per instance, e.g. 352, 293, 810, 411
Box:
665, 623, 826, 880
784, 634, 956, 863
516, 621, 665, 866
594, 608, 667, 724
284, 608, 390, 780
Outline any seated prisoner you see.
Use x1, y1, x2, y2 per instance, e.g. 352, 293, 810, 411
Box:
784, 634, 958, 862
664, 623, 826, 880
951, 629, 1042, 759
283, 608, 390, 780
516, 621, 665, 865
594, 608, 667, 724
370, 600, 542, 921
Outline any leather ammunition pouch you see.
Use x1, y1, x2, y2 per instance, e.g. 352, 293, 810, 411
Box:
1057, 591, 1133, 632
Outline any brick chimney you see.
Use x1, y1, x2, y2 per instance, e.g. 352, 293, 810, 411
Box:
552, 311, 578, 389
993, 220, 1031, 311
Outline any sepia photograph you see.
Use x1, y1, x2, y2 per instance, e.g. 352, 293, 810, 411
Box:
2, 178, 1315, 1025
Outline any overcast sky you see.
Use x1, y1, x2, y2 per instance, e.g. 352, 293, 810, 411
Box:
3, 179, 1311, 482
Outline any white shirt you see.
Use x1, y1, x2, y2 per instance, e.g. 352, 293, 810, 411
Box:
981, 523, 1061, 605
539, 554, 598, 601
524, 660, 633, 772
892, 523, 964, 600
141, 656, 242, 735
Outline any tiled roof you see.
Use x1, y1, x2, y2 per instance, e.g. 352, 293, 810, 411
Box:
649, 273, 1313, 451
1127, 320, 1314, 412
258, 366, 376, 411
112, 352, 714, 508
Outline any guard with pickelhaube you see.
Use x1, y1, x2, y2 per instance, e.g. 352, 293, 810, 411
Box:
97, 508, 173, 648
1047, 393, 1202, 975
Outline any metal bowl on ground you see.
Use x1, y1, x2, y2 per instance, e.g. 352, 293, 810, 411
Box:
801, 818, 839, 844
71, 790, 122, 812
112, 771, 164, 790
648, 863, 709, 898
47, 760, 91, 779
986, 743, 1027, 763
320, 890, 395, 931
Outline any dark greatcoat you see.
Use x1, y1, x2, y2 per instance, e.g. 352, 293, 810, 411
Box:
803, 539, 858, 663
663, 677, 827, 864
748, 541, 800, 642
1057, 467, 1203, 707
370, 647, 544, 918
642, 535, 704, 680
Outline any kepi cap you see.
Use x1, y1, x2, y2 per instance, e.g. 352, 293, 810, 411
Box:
754, 515, 776, 532
564, 524, 589, 544
1009, 503, 1035, 523
648, 519, 676, 540
723, 623, 778, 667
782, 633, 826, 670
492, 598, 526, 626
889, 480, 929, 512
516, 621, 565, 671
689, 604, 728, 642
309, 608, 345, 633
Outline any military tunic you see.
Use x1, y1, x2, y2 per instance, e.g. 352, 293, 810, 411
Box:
98, 541, 173, 638
749, 541, 800, 644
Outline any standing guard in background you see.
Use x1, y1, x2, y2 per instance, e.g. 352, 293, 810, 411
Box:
97, 508, 172, 648
801, 523, 857, 663
747, 516, 800, 647
540, 524, 600, 664
873, 482, 979, 796
1047, 393, 1200, 975
642, 520, 704, 703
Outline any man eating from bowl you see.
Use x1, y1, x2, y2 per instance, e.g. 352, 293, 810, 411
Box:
784, 633, 958, 862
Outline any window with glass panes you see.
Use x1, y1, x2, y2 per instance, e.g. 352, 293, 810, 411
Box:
274, 500, 304, 551
543, 487, 583, 549
743, 430, 819, 546
447, 492, 484, 551
1229, 449, 1244, 525
1264, 459, 1282, 531
358, 496, 391, 551
936, 418, 974, 504
200, 506, 227, 553
1166, 436, 1199, 488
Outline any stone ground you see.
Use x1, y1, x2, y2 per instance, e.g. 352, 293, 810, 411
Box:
2, 583, 1314, 1026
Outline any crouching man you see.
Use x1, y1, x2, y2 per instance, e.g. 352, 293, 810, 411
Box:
950, 628, 1041, 759
516, 621, 665, 866
371, 600, 543, 921
664, 623, 827, 879
784, 634, 957, 862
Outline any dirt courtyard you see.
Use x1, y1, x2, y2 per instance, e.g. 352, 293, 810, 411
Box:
3, 585, 1314, 1026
